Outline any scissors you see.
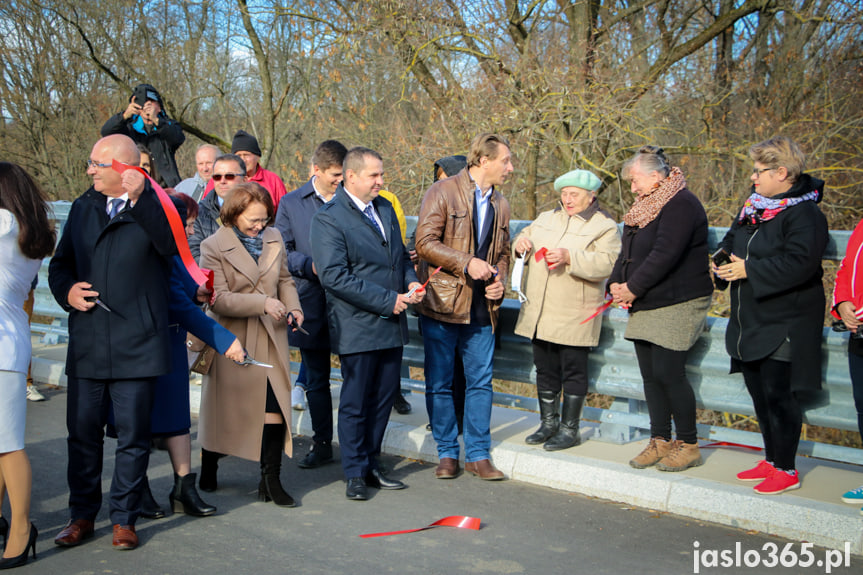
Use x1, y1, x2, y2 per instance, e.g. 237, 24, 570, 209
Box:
286, 312, 309, 335
234, 350, 273, 368
407, 266, 442, 297
85, 296, 112, 313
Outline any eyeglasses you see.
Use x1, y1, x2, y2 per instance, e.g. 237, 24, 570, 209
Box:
212, 173, 245, 182
752, 167, 774, 177
241, 214, 270, 226
87, 159, 112, 169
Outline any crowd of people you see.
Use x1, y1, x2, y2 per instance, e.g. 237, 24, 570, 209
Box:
0, 83, 861, 569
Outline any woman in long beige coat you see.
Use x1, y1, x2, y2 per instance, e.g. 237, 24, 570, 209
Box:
199, 182, 303, 507
513, 169, 621, 450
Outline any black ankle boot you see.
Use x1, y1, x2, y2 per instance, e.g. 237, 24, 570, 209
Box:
139, 475, 166, 519
258, 422, 295, 507
170, 473, 216, 517
199, 449, 224, 493
543, 394, 585, 451
525, 389, 560, 445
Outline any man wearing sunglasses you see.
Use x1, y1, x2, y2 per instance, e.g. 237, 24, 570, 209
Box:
189, 153, 246, 261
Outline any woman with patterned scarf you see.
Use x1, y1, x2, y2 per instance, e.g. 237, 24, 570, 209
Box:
608, 146, 714, 473
714, 136, 828, 495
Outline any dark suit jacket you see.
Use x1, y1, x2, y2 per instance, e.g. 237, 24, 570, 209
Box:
310, 186, 418, 355
273, 178, 329, 349
48, 184, 178, 379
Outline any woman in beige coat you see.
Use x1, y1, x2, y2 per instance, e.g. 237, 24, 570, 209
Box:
199, 183, 304, 506
513, 169, 621, 450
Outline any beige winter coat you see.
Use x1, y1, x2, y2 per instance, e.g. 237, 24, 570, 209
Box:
198, 226, 302, 461
513, 203, 621, 347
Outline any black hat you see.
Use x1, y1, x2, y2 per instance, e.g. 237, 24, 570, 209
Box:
231, 130, 262, 157
433, 155, 467, 182
131, 83, 162, 107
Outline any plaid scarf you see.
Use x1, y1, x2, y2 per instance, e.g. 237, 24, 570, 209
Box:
737, 190, 820, 225
623, 166, 687, 228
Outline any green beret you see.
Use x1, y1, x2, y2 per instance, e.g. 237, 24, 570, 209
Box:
554, 169, 602, 193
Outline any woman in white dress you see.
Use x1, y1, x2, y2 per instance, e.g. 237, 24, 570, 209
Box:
0, 162, 56, 569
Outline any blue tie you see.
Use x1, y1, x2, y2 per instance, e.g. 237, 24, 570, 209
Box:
108, 198, 124, 219
363, 204, 384, 238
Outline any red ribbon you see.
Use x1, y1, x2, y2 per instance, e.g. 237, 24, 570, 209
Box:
580, 297, 613, 324
359, 515, 481, 539
112, 160, 208, 286
534, 247, 548, 263
701, 441, 763, 452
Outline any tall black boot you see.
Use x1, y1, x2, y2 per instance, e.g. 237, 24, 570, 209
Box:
543, 394, 585, 451
170, 473, 216, 517
139, 475, 166, 519
525, 389, 560, 445
258, 422, 296, 507
199, 449, 224, 492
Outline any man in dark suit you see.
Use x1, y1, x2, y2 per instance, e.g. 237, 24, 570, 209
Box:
310, 147, 422, 500
273, 140, 347, 469
49, 134, 178, 550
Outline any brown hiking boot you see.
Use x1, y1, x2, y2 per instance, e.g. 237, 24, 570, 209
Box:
656, 440, 704, 472
629, 437, 672, 469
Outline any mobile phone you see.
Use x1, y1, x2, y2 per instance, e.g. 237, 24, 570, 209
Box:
711, 247, 731, 267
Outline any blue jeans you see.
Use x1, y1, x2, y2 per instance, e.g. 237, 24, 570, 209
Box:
421, 315, 494, 462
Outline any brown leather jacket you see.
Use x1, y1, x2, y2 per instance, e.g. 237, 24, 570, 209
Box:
415, 167, 511, 330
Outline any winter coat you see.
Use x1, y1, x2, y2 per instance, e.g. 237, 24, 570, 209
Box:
719, 173, 828, 391
198, 226, 302, 460
513, 202, 621, 346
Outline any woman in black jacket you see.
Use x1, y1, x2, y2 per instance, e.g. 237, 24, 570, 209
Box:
608, 146, 714, 473
714, 136, 828, 495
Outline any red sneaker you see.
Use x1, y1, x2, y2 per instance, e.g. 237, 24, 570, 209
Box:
736, 460, 775, 482
754, 469, 800, 495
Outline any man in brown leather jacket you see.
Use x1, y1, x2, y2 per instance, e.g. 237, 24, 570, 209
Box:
415, 133, 513, 481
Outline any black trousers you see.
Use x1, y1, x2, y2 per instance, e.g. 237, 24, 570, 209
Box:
739, 358, 801, 471
66, 376, 155, 526
633, 340, 698, 443
337, 347, 402, 479
850, 350, 863, 439
300, 347, 334, 444
532, 339, 589, 396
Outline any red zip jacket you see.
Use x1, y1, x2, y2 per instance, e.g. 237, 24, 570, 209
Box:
832, 218, 863, 320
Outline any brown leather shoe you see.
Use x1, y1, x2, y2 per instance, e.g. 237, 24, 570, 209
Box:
54, 519, 95, 547
464, 459, 505, 481
112, 524, 138, 550
434, 457, 461, 479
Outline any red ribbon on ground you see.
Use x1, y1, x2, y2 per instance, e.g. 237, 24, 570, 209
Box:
112, 160, 208, 286
701, 441, 763, 451
580, 297, 613, 324
359, 515, 481, 539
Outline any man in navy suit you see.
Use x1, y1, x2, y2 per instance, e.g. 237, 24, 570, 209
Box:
273, 140, 347, 469
49, 134, 178, 550
310, 147, 423, 500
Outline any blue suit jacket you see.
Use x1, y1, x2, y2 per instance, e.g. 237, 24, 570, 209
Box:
310, 186, 418, 355
273, 178, 329, 349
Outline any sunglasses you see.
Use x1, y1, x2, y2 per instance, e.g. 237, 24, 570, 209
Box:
212, 173, 245, 182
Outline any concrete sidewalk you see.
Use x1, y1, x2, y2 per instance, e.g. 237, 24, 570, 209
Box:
30, 339, 863, 556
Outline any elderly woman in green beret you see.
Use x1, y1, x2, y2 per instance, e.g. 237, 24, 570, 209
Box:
513, 170, 621, 450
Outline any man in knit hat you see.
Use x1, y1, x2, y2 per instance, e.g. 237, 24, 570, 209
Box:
230, 129, 288, 209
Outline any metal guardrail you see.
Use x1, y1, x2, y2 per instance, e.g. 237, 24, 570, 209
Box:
32, 205, 861, 465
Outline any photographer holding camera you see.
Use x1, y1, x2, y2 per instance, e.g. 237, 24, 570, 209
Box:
101, 84, 185, 187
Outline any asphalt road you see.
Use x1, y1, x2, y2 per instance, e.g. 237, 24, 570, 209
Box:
11, 388, 862, 575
